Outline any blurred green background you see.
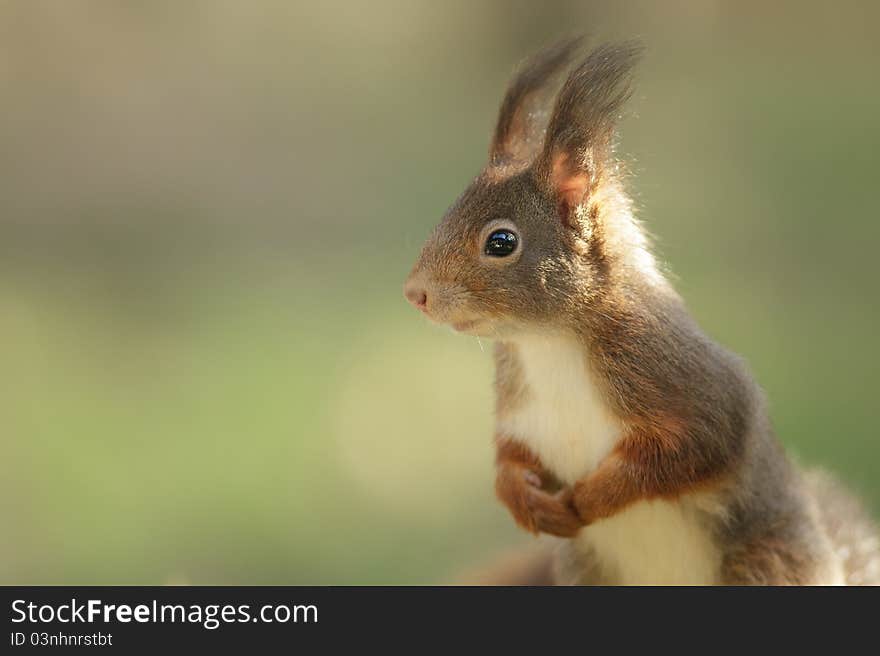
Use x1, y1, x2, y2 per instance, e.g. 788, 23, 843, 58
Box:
1, 1, 877, 584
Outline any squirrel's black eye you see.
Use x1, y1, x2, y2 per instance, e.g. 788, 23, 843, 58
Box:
484, 229, 518, 257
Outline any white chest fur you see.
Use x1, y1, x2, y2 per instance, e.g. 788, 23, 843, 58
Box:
496, 332, 720, 585
497, 333, 620, 485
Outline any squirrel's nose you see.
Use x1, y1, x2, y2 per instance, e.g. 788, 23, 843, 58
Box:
404, 282, 428, 310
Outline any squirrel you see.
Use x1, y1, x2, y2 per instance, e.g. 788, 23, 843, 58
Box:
403, 37, 879, 585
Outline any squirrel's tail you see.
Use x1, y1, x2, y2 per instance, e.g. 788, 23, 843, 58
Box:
807, 469, 880, 585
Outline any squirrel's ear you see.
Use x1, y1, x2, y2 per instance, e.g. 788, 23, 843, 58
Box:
532, 42, 642, 223
488, 36, 584, 169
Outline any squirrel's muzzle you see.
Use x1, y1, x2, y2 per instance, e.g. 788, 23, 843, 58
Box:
403, 280, 428, 311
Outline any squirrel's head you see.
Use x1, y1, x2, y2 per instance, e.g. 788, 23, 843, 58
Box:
404, 39, 653, 338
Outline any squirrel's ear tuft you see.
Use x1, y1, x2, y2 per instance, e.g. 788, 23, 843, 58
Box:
488, 36, 584, 170
533, 41, 643, 218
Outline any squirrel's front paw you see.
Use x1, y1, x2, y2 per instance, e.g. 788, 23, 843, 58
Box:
495, 464, 540, 533
523, 485, 584, 538
495, 464, 583, 537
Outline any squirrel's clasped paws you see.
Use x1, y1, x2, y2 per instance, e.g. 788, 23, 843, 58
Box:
496, 465, 585, 538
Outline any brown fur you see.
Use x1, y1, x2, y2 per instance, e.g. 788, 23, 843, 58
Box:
404, 39, 880, 585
